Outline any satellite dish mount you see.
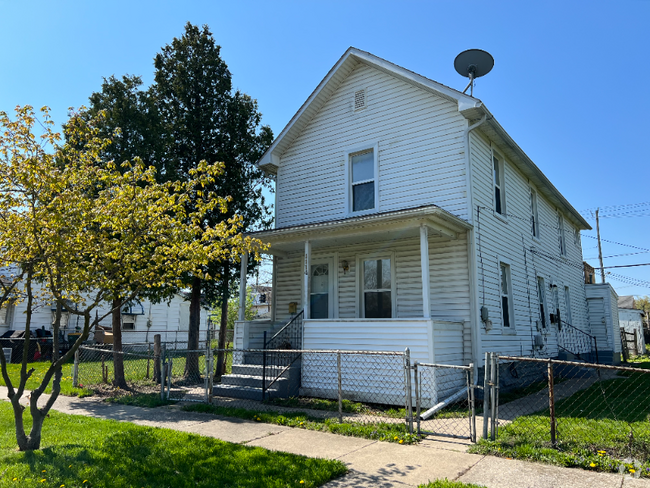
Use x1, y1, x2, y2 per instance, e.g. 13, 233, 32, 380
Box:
454, 49, 494, 97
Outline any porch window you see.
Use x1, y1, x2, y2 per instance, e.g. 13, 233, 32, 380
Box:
537, 277, 547, 328
493, 154, 505, 215
350, 149, 375, 212
500, 263, 513, 328
363, 258, 392, 318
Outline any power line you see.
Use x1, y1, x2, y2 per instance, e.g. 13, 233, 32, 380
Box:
581, 234, 650, 253
597, 263, 650, 269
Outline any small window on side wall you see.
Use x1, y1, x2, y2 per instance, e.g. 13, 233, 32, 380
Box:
530, 189, 539, 238
350, 149, 376, 213
558, 213, 566, 256
500, 263, 513, 329
493, 154, 505, 215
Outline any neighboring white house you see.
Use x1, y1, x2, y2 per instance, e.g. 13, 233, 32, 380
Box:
618, 295, 645, 355
0, 285, 210, 344
232, 48, 598, 402
585, 283, 621, 364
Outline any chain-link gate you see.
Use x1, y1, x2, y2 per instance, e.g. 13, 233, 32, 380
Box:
413, 362, 476, 441
163, 345, 212, 402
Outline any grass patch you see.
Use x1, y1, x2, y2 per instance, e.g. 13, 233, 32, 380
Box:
469, 368, 650, 476
419, 480, 485, 488
105, 392, 176, 408
268, 396, 406, 418
0, 362, 92, 397
183, 403, 420, 445
0, 401, 347, 487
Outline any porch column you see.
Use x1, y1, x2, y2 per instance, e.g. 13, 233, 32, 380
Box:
271, 255, 277, 323
303, 240, 311, 318
420, 224, 431, 319
238, 251, 248, 321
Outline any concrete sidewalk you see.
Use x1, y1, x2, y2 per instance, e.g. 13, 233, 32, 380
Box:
1, 387, 647, 488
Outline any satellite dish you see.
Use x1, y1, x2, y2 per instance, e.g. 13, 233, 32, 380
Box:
454, 49, 494, 96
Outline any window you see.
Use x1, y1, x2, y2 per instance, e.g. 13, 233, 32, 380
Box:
122, 319, 135, 331
574, 228, 580, 247
354, 89, 366, 111
530, 189, 539, 238
500, 263, 513, 329
362, 258, 392, 318
564, 286, 573, 326
350, 149, 376, 213
558, 213, 566, 256
493, 154, 505, 215
537, 277, 547, 328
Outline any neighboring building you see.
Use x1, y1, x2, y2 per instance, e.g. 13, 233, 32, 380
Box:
229, 48, 598, 402
0, 285, 210, 344
585, 283, 621, 364
250, 285, 272, 318
618, 295, 645, 355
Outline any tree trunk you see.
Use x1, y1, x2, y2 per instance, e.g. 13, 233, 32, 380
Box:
215, 262, 230, 381
185, 276, 201, 378
112, 297, 127, 388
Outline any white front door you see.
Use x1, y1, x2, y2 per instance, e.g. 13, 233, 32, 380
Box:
310, 259, 334, 319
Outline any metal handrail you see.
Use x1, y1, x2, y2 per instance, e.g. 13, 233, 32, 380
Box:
264, 310, 304, 349
558, 319, 599, 363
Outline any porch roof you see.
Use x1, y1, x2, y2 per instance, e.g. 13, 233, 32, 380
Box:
250, 204, 472, 254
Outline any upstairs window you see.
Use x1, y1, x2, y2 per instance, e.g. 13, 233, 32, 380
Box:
350, 149, 376, 213
558, 213, 566, 256
362, 258, 392, 318
530, 189, 540, 238
493, 154, 505, 215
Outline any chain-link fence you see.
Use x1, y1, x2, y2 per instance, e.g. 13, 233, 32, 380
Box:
489, 355, 650, 464
414, 363, 475, 440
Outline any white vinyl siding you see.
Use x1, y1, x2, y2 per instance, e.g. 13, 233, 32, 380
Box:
275, 64, 469, 227
470, 131, 589, 357
273, 233, 471, 326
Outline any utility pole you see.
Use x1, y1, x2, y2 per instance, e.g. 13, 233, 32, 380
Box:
596, 208, 606, 283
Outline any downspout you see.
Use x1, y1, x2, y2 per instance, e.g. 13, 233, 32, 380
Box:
464, 114, 488, 383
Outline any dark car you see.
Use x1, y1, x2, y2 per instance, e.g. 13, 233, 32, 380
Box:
0, 329, 52, 363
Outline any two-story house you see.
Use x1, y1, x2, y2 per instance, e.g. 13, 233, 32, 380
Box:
231, 48, 596, 401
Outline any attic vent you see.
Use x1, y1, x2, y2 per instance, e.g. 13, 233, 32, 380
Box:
354, 89, 366, 111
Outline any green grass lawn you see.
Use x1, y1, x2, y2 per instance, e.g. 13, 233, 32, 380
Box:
0, 362, 91, 397
184, 403, 420, 445
419, 480, 485, 488
470, 364, 650, 476
0, 401, 347, 487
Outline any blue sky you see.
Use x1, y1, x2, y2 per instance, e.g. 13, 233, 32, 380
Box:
2, 0, 649, 296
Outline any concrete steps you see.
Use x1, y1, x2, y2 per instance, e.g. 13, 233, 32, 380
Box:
213, 361, 301, 401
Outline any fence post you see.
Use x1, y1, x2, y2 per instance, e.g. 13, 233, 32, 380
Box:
166, 358, 172, 400
206, 342, 214, 404
414, 362, 420, 436
262, 331, 267, 402
494, 355, 500, 438
490, 352, 497, 441
337, 351, 343, 423
405, 347, 413, 434
482, 352, 490, 440
160, 344, 166, 400
146, 343, 151, 380
469, 363, 476, 443
153, 334, 161, 383
73, 349, 79, 387
548, 359, 556, 446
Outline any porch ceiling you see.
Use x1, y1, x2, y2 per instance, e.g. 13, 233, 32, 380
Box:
251, 205, 472, 254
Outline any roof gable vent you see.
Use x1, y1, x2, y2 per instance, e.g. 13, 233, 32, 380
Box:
354, 89, 366, 111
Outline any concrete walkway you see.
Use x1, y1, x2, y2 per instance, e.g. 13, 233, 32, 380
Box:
1, 387, 648, 488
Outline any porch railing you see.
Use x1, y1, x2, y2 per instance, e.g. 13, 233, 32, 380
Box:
262, 310, 304, 400
557, 320, 598, 363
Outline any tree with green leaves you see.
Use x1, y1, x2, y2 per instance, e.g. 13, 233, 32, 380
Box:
152, 23, 273, 377
82, 75, 167, 387
0, 106, 264, 451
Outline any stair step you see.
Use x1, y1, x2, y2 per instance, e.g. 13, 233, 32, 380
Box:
231, 364, 285, 376
221, 373, 288, 388
212, 384, 279, 401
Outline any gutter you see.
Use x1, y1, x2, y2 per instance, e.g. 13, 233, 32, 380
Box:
464, 115, 488, 383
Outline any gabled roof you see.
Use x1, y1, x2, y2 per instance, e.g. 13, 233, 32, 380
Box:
259, 47, 591, 230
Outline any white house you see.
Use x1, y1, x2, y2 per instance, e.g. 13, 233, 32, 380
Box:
0, 286, 210, 345
618, 295, 645, 355
231, 48, 596, 402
